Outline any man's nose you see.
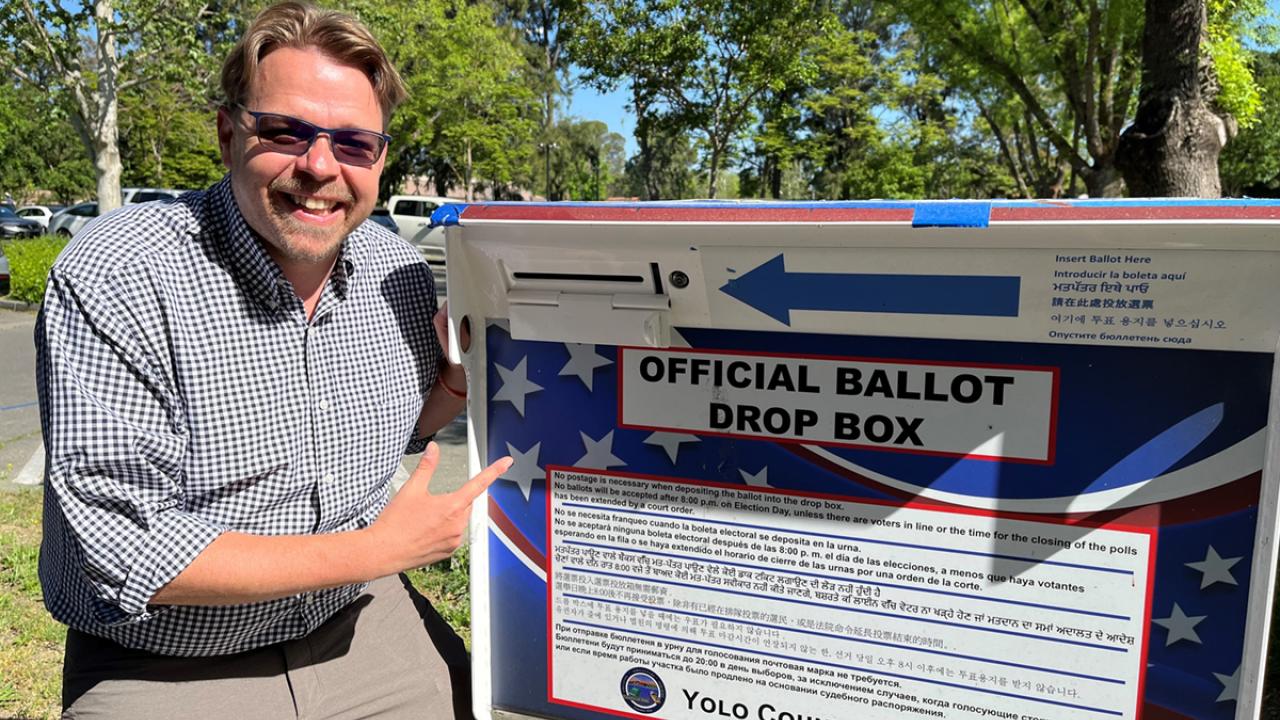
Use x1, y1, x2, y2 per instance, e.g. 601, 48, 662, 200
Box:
296, 133, 341, 180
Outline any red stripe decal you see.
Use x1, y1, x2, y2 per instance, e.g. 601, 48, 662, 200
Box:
460, 205, 914, 223
489, 495, 548, 570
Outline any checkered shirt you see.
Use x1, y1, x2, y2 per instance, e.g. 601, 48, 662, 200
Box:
35, 176, 442, 656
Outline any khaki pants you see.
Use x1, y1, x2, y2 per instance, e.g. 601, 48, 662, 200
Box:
61, 575, 472, 720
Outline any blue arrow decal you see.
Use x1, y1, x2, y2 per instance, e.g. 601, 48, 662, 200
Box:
719, 254, 1021, 325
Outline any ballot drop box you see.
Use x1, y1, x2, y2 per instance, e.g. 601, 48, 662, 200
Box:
439, 200, 1280, 720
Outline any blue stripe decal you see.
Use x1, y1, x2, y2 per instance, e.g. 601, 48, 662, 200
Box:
912, 202, 991, 228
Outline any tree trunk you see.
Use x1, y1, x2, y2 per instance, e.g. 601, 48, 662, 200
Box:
705, 139, 721, 199
1082, 162, 1125, 198
1115, 0, 1230, 197
464, 139, 474, 202
633, 90, 657, 200
93, 0, 124, 212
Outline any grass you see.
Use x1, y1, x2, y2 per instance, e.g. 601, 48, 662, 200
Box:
0, 488, 474, 719
0, 489, 62, 720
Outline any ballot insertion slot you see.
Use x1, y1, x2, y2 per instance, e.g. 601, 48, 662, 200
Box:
503, 261, 670, 347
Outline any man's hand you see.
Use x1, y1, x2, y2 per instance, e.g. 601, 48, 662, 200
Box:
366, 442, 511, 573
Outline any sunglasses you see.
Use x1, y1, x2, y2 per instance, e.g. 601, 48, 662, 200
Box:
236, 105, 391, 167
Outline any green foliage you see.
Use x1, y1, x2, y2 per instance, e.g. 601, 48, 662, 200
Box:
622, 119, 698, 199
0, 83, 94, 203
405, 543, 473, 646
1207, 0, 1269, 127
1221, 51, 1280, 195
541, 118, 626, 200
119, 84, 224, 190
568, 0, 830, 198
2, 237, 67, 304
354, 0, 540, 200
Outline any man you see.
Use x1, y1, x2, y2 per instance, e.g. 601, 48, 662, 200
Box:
35, 2, 510, 718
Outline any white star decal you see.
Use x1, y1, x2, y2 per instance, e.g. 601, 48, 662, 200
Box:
1152, 603, 1206, 646
1186, 545, 1242, 589
559, 343, 612, 391
1213, 664, 1240, 703
644, 432, 700, 464
500, 441, 544, 501
740, 466, 771, 488
492, 357, 543, 417
576, 430, 625, 470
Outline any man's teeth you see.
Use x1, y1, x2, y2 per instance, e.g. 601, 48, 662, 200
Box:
290, 194, 336, 212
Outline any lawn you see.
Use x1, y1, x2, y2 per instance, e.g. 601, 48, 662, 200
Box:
0, 488, 472, 720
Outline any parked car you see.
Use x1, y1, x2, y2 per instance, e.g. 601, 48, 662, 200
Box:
0, 205, 43, 239
368, 207, 398, 234
48, 202, 99, 237
46, 190, 185, 238
0, 246, 9, 296
387, 195, 456, 263
123, 187, 184, 204
16, 204, 63, 230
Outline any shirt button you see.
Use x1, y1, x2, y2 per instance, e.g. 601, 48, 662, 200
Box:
318, 398, 330, 410
321, 473, 334, 484
304, 594, 314, 606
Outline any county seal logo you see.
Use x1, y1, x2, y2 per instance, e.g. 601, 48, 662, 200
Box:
620, 667, 665, 714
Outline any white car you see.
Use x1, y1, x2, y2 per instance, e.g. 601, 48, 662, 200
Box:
48, 202, 100, 237
388, 195, 456, 264
16, 204, 63, 230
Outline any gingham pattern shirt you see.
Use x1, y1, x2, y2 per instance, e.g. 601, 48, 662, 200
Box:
36, 176, 441, 656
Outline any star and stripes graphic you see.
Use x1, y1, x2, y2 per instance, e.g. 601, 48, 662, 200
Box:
482, 320, 1268, 719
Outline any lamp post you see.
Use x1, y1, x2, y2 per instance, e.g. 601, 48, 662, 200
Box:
538, 142, 558, 200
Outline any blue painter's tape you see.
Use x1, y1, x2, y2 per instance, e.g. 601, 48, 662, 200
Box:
911, 202, 992, 228
429, 203, 469, 227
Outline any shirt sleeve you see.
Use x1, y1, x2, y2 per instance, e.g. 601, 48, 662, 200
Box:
37, 269, 224, 623
405, 262, 444, 455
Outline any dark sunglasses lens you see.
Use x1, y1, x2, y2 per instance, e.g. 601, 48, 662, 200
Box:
255, 115, 315, 153
332, 131, 383, 166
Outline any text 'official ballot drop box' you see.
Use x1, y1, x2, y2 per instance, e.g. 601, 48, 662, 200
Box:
438, 199, 1280, 720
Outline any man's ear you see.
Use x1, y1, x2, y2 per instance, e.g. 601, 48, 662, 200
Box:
216, 106, 235, 170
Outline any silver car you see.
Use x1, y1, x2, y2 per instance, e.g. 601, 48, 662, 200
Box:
48, 202, 100, 237
48, 189, 185, 238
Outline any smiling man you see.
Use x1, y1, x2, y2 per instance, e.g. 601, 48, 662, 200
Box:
34, 3, 509, 719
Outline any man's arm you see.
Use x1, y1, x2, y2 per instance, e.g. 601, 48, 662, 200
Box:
415, 301, 469, 440
417, 361, 467, 439
152, 443, 510, 605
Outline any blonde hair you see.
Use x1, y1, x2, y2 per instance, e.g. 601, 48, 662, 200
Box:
221, 1, 408, 123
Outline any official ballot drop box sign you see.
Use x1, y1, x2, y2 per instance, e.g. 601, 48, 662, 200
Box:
439, 200, 1280, 720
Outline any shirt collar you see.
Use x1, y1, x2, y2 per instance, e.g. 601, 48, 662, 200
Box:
207, 175, 372, 309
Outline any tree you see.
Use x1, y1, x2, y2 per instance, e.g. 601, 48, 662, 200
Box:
493, 0, 580, 131
895, 0, 1145, 197
352, 0, 539, 201
119, 83, 224, 190
0, 80, 94, 201
1116, 0, 1265, 196
1220, 51, 1280, 196
0, 0, 235, 211
568, 0, 828, 198
621, 117, 697, 199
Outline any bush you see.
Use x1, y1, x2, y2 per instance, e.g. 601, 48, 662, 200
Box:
2, 237, 66, 304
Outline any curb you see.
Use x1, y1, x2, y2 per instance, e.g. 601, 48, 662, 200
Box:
0, 297, 37, 312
